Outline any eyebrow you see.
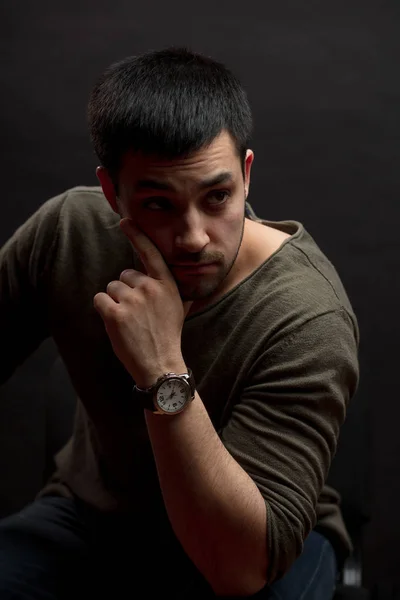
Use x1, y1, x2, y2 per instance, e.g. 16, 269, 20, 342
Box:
134, 170, 235, 192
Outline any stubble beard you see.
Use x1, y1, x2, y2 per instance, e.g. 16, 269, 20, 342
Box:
176, 215, 245, 302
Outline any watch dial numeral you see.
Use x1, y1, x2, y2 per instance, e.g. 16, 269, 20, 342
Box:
156, 378, 189, 413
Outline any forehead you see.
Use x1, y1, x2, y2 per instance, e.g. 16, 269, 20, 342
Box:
119, 130, 241, 187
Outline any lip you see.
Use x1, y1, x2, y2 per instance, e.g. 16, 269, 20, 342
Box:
172, 262, 218, 274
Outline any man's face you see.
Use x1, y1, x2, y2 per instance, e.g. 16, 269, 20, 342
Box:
98, 130, 254, 302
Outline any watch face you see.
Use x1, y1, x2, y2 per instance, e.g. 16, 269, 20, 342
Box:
156, 377, 190, 414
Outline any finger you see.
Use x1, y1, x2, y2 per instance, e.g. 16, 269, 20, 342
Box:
119, 218, 172, 281
106, 279, 134, 303
93, 291, 116, 319
119, 269, 148, 288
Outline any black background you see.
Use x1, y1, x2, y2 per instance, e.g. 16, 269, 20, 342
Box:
1, 0, 399, 593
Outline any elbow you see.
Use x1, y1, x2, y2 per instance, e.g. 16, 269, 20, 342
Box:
264, 504, 312, 586
209, 548, 269, 597
211, 570, 268, 598
208, 509, 309, 595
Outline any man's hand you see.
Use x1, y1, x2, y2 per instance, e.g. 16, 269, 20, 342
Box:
93, 218, 192, 387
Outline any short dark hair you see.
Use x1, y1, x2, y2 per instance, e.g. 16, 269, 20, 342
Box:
87, 46, 253, 185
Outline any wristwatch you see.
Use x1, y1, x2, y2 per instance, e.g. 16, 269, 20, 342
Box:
133, 369, 196, 415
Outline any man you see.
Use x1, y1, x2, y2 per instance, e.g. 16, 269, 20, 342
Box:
0, 46, 359, 598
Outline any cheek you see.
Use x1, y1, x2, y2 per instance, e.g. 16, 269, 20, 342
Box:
140, 224, 173, 260
217, 211, 244, 244
118, 205, 171, 257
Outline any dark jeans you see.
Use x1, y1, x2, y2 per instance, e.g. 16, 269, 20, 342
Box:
0, 496, 337, 599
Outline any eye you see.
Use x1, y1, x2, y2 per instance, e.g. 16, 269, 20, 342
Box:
143, 198, 171, 211
207, 190, 231, 207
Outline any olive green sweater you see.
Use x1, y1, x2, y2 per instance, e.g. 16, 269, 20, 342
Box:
0, 186, 359, 584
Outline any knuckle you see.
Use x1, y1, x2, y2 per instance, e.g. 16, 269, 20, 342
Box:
120, 269, 134, 281
141, 278, 158, 295
108, 305, 125, 324
105, 302, 118, 317
106, 280, 117, 293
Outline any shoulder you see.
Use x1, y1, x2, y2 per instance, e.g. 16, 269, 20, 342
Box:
51, 186, 131, 263
37, 187, 133, 313
10, 185, 118, 244
57, 185, 119, 230
251, 219, 357, 336
46, 185, 128, 261
204, 218, 359, 353
25, 185, 132, 284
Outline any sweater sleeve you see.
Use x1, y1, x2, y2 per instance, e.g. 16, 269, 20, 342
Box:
0, 192, 66, 385
220, 308, 359, 584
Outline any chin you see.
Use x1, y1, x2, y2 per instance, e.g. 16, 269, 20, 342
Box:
177, 278, 223, 303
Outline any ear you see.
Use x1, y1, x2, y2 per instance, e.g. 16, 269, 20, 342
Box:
96, 166, 119, 214
244, 149, 254, 198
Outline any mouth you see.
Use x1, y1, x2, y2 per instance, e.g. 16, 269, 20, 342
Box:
171, 262, 218, 274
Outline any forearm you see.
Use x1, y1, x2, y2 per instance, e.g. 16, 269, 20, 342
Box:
145, 391, 268, 596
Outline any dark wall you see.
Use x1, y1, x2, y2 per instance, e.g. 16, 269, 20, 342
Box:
1, 1, 399, 593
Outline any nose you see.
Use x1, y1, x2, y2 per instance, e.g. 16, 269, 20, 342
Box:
174, 210, 210, 253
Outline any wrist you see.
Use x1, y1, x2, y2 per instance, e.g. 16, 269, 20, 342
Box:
133, 365, 195, 416
134, 360, 188, 389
